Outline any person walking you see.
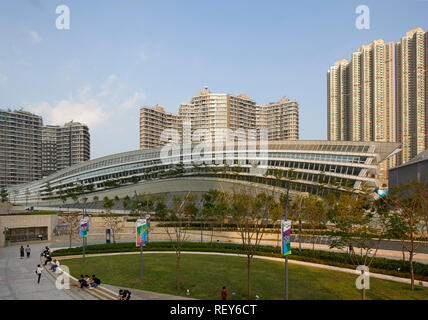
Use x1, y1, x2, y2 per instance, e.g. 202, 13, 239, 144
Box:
221, 286, 227, 300
26, 245, 31, 258
35, 264, 43, 284
20, 246, 24, 259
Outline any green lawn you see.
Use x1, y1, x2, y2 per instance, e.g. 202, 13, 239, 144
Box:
61, 253, 428, 300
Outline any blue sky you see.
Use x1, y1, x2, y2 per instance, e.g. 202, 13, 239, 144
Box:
0, 0, 427, 159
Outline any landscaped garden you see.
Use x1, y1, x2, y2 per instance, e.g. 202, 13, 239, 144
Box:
60, 252, 428, 300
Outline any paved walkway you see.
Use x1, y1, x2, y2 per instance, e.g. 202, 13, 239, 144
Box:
0, 243, 97, 300
100, 283, 195, 300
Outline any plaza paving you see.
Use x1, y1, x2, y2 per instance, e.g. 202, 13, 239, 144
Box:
0, 243, 96, 300
0, 242, 193, 300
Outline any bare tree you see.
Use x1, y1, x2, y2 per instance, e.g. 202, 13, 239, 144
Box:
329, 193, 386, 299
303, 194, 327, 253
164, 192, 197, 289
229, 191, 274, 300
289, 194, 305, 250
102, 197, 122, 244
387, 182, 427, 290
59, 211, 81, 248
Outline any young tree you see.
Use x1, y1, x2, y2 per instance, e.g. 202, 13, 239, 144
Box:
92, 196, 99, 209
387, 182, 427, 290
102, 196, 122, 244
81, 196, 88, 212
303, 194, 327, 253
229, 191, 273, 300
59, 211, 81, 248
45, 182, 54, 205
289, 194, 305, 250
153, 194, 168, 220
122, 195, 132, 212
329, 193, 385, 299
71, 193, 79, 207
113, 195, 120, 208
201, 189, 230, 244
164, 192, 197, 290
60, 195, 68, 211
0, 188, 8, 203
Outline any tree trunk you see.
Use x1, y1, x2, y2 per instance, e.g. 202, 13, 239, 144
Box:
409, 252, 414, 291
247, 256, 251, 300
69, 228, 72, 248
410, 222, 415, 291
312, 229, 315, 253
176, 253, 181, 289
362, 269, 366, 300
298, 219, 302, 251
200, 220, 203, 243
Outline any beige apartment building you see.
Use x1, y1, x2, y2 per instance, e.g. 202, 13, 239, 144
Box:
139, 105, 181, 149
0, 110, 43, 188
256, 97, 299, 141
42, 121, 90, 177
327, 27, 428, 185
396, 27, 428, 164
139, 87, 299, 149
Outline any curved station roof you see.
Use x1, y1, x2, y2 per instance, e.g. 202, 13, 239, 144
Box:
8, 140, 400, 205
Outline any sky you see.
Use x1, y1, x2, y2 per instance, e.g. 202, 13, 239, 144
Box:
0, 0, 427, 159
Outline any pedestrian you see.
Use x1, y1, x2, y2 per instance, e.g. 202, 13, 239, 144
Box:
118, 289, 131, 300
35, 264, 43, 284
26, 245, 31, 258
349, 243, 354, 254
20, 246, 24, 259
221, 286, 227, 300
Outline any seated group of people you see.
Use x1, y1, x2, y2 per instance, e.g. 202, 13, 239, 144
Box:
79, 274, 101, 289
42, 247, 53, 266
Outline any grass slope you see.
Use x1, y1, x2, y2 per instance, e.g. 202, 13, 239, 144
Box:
61, 253, 428, 300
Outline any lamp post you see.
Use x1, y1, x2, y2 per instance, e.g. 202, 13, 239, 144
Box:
138, 202, 143, 280
284, 183, 290, 301
82, 209, 89, 262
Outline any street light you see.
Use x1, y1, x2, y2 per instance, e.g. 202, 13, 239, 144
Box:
284, 183, 290, 301
138, 202, 144, 280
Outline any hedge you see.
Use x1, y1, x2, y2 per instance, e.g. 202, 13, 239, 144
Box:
157, 222, 328, 230
51, 241, 428, 281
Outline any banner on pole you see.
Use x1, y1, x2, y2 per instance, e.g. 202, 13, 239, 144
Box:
281, 220, 292, 255
80, 217, 89, 238
136, 219, 148, 247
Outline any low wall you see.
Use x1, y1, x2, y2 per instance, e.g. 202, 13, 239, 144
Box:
0, 214, 58, 247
